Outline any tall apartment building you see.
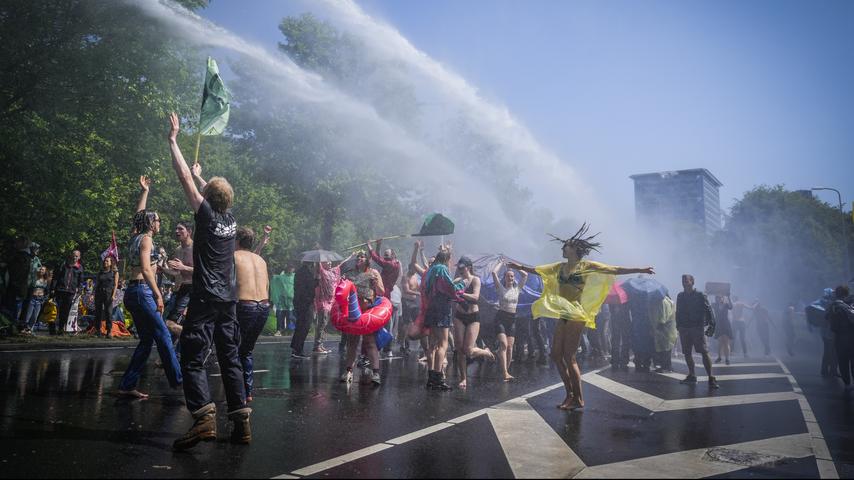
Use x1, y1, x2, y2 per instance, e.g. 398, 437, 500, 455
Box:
629, 168, 723, 235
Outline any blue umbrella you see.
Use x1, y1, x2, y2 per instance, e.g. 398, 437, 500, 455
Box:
472, 254, 542, 317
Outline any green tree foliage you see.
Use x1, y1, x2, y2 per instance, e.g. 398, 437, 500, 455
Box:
719, 186, 853, 303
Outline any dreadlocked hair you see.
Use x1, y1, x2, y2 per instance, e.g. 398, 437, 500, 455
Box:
548, 222, 602, 259
131, 210, 158, 235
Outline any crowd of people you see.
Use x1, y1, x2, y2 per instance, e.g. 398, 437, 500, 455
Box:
1, 113, 853, 451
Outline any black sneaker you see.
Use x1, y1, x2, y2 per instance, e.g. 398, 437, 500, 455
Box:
708, 377, 720, 390
680, 375, 698, 384
291, 351, 310, 360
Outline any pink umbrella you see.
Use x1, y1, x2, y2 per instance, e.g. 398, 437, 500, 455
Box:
605, 281, 628, 305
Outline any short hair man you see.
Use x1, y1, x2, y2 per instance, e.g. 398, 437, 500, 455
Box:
168, 113, 250, 450
162, 221, 194, 340
233, 227, 271, 403
675, 274, 719, 389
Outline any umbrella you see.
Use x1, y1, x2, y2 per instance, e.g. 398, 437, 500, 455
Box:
298, 250, 344, 263
622, 277, 669, 300
472, 254, 543, 316
345, 213, 455, 250
605, 281, 628, 305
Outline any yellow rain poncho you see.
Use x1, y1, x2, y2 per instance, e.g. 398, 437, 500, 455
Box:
532, 260, 618, 329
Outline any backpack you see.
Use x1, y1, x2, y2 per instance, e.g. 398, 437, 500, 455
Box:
828, 300, 854, 335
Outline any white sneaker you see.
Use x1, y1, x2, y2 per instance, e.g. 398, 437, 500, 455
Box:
340, 370, 353, 383
273, 331, 282, 337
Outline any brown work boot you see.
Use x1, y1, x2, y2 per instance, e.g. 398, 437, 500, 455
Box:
228, 407, 252, 444
173, 403, 217, 451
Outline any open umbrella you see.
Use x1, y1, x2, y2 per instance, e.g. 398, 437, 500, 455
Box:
605, 281, 628, 305
298, 250, 344, 263
622, 277, 669, 300
472, 254, 543, 316
345, 213, 455, 250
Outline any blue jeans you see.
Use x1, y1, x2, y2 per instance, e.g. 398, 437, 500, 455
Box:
23, 296, 46, 329
119, 283, 182, 390
238, 301, 271, 396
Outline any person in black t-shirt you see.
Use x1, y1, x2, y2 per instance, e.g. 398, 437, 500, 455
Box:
167, 113, 251, 451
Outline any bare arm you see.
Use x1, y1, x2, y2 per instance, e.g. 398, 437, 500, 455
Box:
168, 113, 204, 213
491, 262, 502, 291
136, 175, 151, 213
254, 225, 272, 255
111, 271, 119, 300
139, 236, 164, 312
613, 266, 655, 275
518, 270, 529, 288
506, 261, 538, 275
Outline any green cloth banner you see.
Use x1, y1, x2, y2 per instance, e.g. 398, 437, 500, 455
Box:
198, 56, 230, 136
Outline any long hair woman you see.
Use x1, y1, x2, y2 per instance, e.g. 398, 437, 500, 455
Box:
508, 224, 653, 410
491, 259, 529, 382
117, 176, 182, 399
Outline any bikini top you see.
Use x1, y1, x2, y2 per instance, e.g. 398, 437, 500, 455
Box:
128, 234, 160, 268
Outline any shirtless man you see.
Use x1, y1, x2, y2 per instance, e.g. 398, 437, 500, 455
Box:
234, 227, 271, 403
163, 221, 194, 340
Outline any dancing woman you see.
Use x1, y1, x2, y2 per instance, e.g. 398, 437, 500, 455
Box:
491, 259, 529, 382
508, 224, 653, 410
117, 176, 182, 399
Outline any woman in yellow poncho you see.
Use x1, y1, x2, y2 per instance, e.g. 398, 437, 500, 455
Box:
509, 224, 654, 410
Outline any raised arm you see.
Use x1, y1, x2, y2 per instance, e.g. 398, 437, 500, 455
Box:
168, 113, 204, 213
136, 175, 151, 213
613, 266, 655, 275
518, 270, 529, 288
491, 262, 503, 293
254, 225, 272, 255
506, 261, 538, 276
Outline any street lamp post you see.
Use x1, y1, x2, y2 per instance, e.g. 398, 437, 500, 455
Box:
812, 187, 851, 282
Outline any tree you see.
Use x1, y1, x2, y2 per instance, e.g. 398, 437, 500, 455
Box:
719, 186, 853, 304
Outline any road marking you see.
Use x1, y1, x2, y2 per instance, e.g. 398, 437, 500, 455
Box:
489, 398, 586, 478
776, 357, 839, 479
583, 373, 800, 412
657, 372, 789, 382
0, 346, 129, 354
386, 422, 454, 445
290, 443, 394, 477
573, 433, 812, 478
671, 359, 780, 368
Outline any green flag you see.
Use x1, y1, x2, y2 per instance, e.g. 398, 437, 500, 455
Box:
198, 57, 230, 136
413, 213, 455, 236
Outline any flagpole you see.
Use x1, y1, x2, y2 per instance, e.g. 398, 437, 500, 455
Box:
193, 130, 202, 164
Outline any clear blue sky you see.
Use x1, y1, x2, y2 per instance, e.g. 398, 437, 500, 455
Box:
201, 0, 854, 214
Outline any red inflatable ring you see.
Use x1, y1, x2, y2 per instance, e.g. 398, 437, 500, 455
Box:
330, 279, 392, 335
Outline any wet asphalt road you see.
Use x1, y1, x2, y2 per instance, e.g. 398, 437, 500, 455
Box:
0, 329, 851, 478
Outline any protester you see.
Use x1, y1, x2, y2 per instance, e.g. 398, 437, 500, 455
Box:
509, 224, 654, 410
751, 300, 773, 357
491, 259, 529, 382
731, 296, 753, 357
163, 220, 195, 342
271, 266, 295, 336
291, 261, 317, 359
712, 295, 734, 365
451, 255, 493, 389
675, 274, 719, 389
50, 250, 83, 335
93, 256, 119, 338
3, 236, 31, 326
116, 175, 181, 397
782, 302, 797, 357
827, 285, 854, 392
399, 259, 422, 356
609, 303, 632, 371
233, 227, 271, 403
21, 266, 50, 334
314, 252, 355, 354
168, 113, 250, 450
421, 247, 462, 391
368, 239, 401, 300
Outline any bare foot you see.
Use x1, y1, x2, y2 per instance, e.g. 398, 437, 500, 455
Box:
557, 394, 573, 409
485, 349, 496, 362
458, 380, 467, 389
568, 400, 585, 410
117, 389, 149, 399
502, 374, 515, 383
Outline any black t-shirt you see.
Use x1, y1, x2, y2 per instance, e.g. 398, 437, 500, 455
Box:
192, 199, 237, 302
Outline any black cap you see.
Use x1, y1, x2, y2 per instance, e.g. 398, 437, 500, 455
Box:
457, 256, 473, 268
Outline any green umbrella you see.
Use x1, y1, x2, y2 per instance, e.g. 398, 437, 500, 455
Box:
345, 213, 455, 250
